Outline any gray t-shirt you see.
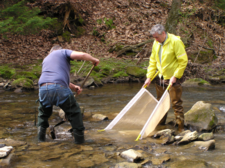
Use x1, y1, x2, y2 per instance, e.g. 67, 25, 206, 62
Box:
38, 49, 73, 87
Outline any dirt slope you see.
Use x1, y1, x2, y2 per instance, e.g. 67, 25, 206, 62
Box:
1, 0, 225, 80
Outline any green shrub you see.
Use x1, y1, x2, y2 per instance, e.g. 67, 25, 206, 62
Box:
92, 27, 99, 36
216, 0, 225, 9
0, 0, 56, 35
104, 18, 115, 29
62, 31, 71, 42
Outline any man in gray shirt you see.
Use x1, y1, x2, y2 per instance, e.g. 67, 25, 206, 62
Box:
38, 45, 99, 144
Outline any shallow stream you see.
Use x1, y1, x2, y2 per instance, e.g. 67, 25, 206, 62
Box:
1, 83, 225, 168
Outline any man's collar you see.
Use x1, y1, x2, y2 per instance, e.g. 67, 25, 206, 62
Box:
159, 33, 168, 46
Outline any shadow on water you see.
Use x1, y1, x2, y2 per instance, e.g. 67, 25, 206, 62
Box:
1, 83, 225, 167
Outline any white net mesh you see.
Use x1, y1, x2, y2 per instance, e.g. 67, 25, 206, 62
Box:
105, 87, 171, 139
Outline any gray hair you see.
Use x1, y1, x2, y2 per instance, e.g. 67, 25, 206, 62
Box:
149, 24, 165, 35
49, 45, 62, 53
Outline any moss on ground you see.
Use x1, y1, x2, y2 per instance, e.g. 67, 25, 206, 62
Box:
187, 78, 210, 85
1, 58, 149, 82
71, 58, 148, 80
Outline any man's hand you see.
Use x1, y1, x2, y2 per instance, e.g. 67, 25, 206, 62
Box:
143, 78, 151, 88
92, 58, 100, 66
74, 85, 82, 95
169, 76, 177, 86
69, 83, 83, 95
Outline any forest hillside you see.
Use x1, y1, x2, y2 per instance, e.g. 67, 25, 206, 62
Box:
1, 0, 225, 83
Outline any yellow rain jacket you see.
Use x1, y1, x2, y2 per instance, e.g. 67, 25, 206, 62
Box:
147, 33, 188, 80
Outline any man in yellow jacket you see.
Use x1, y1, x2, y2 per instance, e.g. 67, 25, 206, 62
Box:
143, 24, 188, 132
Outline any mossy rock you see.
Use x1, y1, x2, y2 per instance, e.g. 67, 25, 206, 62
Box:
184, 101, 218, 131
93, 77, 103, 86
126, 66, 146, 78
11, 78, 34, 89
182, 78, 210, 87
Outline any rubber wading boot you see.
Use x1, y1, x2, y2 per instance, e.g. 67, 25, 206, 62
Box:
73, 129, 85, 144
176, 119, 184, 133
38, 126, 46, 142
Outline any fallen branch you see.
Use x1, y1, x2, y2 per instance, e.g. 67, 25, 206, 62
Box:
116, 39, 153, 57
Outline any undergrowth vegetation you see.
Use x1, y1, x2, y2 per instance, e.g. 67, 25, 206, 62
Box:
0, 0, 56, 36
0, 58, 148, 81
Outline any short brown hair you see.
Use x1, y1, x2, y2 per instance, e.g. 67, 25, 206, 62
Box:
49, 45, 62, 53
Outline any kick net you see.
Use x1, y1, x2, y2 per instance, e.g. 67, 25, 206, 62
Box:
104, 85, 170, 140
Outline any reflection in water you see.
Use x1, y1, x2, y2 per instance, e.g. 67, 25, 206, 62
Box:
1, 83, 225, 167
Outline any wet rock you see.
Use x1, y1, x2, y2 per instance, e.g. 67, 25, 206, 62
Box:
14, 87, 23, 93
89, 85, 95, 89
174, 135, 183, 141
0, 153, 14, 167
193, 140, 215, 151
0, 83, 4, 87
80, 145, 93, 151
115, 162, 142, 168
83, 77, 94, 88
168, 159, 209, 168
41, 154, 61, 161
177, 130, 192, 136
92, 114, 108, 120
177, 131, 198, 145
59, 109, 67, 121
175, 130, 192, 141
151, 154, 171, 165
0, 139, 27, 147
91, 154, 108, 165
185, 101, 218, 131
0, 146, 13, 158
198, 132, 214, 141
161, 134, 175, 145
77, 159, 94, 167
120, 149, 144, 162
153, 129, 175, 138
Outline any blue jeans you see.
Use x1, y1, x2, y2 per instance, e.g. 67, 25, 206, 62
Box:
38, 83, 84, 131
39, 83, 72, 108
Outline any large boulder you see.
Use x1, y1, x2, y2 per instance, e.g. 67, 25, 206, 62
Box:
185, 101, 218, 131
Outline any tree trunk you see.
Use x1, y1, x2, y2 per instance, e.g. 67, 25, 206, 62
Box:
165, 0, 182, 34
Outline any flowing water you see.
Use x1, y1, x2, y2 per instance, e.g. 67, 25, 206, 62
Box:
1, 83, 225, 168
